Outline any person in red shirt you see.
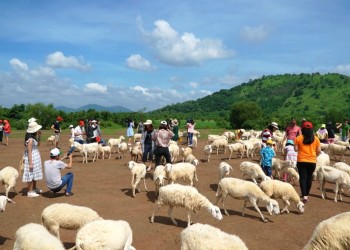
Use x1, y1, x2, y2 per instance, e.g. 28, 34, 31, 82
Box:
3, 119, 11, 146
284, 118, 302, 141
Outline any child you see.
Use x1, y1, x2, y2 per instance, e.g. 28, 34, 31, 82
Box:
260, 139, 275, 179
284, 139, 298, 181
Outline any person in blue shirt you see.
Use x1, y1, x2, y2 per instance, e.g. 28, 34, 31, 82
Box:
260, 139, 276, 178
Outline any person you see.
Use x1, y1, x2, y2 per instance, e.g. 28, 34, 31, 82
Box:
284, 118, 302, 141
261, 122, 279, 147
137, 121, 144, 134
69, 124, 74, 138
153, 120, 174, 167
23, 121, 43, 197
326, 121, 336, 144
235, 129, 245, 141
126, 118, 134, 146
284, 139, 298, 181
141, 119, 155, 171
44, 148, 74, 197
171, 119, 179, 142
294, 121, 321, 203
51, 116, 63, 147
186, 119, 196, 147
316, 124, 328, 143
260, 139, 275, 179
0, 120, 3, 144
337, 119, 350, 142
86, 119, 97, 143
92, 120, 104, 145
74, 120, 86, 144
3, 119, 11, 146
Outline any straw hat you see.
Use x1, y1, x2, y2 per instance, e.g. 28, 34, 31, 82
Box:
27, 122, 42, 133
144, 119, 152, 125
172, 119, 179, 125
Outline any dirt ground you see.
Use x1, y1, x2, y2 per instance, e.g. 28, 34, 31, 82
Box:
0, 131, 349, 250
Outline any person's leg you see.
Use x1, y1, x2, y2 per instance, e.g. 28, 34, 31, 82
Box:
305, 163, 316, 196
164, 148, 172, 164
297, 163, 308, 198
188, 133, 193, 145
0, 131, 3, 142
61, 172, 74, 194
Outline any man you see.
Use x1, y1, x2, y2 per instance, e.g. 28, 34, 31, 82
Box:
74, 120, 86, 144
51, 116, 63, 147
284, 118, 302, 141
44, 148, 74, 197
86, 119, 96, 143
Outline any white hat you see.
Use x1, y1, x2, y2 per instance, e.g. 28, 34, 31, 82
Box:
69, 125, 74, 128
160, 120, 167, 125
28, 117, 37, 123
50, 148, 61, 157
172, 119, 179, 125
270, 122, 279, 129
144, 119, 152, 125
92, 120, 97, 123
27, 122, 42, 133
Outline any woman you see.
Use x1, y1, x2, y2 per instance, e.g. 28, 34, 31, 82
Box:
141, 119, 155, 171
3, 119, 11, 146
294, 121, 321, 203
186, 119, 196, 147
23, 121, 43, 197
326, 121, 336, 144
126, 118, 134, 146
153, 120, 174, 167
316, 124, 328, 143
171, 119, 179, 142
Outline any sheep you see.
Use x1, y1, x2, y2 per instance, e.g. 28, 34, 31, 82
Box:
303, 211, 350, 250
150, 183, 223, 227
108, 135, 125, 153
192, 135, 198, 148
0, 166, 19, 197
133, 133, 142, 143
320, 143, 329, 152
185, 153, 199, 166
41, 203, 101, 239
327, 143, 350, 161
222, 131, 236, 141
280, 164, 300, 185
242, 139, 261, 158
180, 223, 248, 250
153, 165, 167, 197
46, 135, 56, 146
207, 134, 227, 144
210, 138, 228, 155
165, 162, 198, 186
226, 142, 245, 160
169, 143, 180, 163
215, 177, 280, 222
97, 144, 112, 160
0, 195, 15, 212
13, 223, 65, 250
130, 143, 142, 162
313, 151, 331, 180
333, 162, 350, 176
317, 165, 350, 202
272, 158, 294, 180
126, 160, 148, 197
117, 142, 129, 159
203, 145, 213, 162
181, 147, 193, 162
219, 161, 233, 179
75, 220, 136, 250
272, 135, 284, 153
73, 142, 99, 164
239, 161, 270, 184
260, 179, 305, 214
335, 140, 350, 146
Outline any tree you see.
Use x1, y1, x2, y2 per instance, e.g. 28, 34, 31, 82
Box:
229, 101, 263, 129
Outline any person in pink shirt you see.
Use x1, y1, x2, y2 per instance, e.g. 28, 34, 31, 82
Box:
284, 118, 302, 141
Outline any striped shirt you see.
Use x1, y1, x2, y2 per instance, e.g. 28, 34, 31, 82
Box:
261, 129, 273, 144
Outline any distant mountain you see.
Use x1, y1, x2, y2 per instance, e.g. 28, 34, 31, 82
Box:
56, 104, 133, 113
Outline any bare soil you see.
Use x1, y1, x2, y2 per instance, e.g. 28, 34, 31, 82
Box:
0, 132, 349, 250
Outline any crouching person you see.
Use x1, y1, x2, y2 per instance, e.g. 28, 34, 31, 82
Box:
44, 148, 74, 197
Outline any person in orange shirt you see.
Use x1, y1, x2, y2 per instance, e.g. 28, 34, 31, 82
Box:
294, 121, 321, 203
3, 119, 11, 146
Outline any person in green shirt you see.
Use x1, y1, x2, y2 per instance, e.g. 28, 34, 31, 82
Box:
338, 119, 350, 142
171, 119, 179, 142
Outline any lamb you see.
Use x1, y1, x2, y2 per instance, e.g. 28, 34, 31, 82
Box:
333, 162, 350, 176
165, 162, 198, 186
185, 153, 199, 166
127, 160, 148, 197
75, 220, 136, 250
108, 135, 125, 153
181, 147, 193, 162
153, 165, 167, 196
313, 151, 331, 181
226, 142, 245, 160
97, 144, 111, 160
207, 134, 227, 144
13, 223, 65, 250
335, 140, 350, 147
327, 143, 350, 161
260, 179, 305, 214
0, 166, 19, 197
303, 211, 350, 250
242, 139, 261, 158
272, 158, 293, 180
219, 161, 233, 179
215, 177, 280, 222
317, 165, 350, 202
46, 135, 55, 146
222, 131, 236, 141
41, 203, 101, 239
192, 135, 198, 148
280, 164, 300, 185
239, 161, 270, 184
180, 223, 248, 250
73, 142, 99, 164
130, 143, 142, 162
169, 142, 180, 163
117, 142, 128, 159
203, 145, 213, 162
150, 183, 223, 227
133, 133, 142, 143
0, 195, 15, 212
210, 138, 228, 155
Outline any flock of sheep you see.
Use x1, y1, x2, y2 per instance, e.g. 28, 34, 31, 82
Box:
2, 128, 350, 249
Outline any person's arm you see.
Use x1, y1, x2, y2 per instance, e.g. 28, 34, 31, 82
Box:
316, 145, 321, 156
65, 154, 73, 168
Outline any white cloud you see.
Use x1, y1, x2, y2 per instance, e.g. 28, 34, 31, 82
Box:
140, 19, 233, 66
334, 64, 350, 76
84, 83, 107, 93
10, 58, 28, 71
126, 54, 154, 71
130, 85, 153, 97
240, 24, 272, 42
46, 51, 90, 71
200, 89, 212, 95
189, 82, 199, 88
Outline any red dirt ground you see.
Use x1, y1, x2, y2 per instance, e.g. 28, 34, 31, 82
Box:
0, 132, 349, 250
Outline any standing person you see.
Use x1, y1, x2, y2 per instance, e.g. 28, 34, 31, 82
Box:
284, 118, 302, 141
316, 124, 328, 143
92, 120, 104, 144
3, 119, 11, 146
326, 121, 336, 144
51, 116, 63, 147
69, 125, 74, 138
338, 119, 350, 142
126, 118, 134, 146
171, 119, 179, 142
294, 121, 321, 203
284, 140, 298, 181
141, 119, 155, 171
261, 122, 279, 147
153, 121, 174, 167
260, 139, 275, 179
235, 129, 245, 141
186, 119, 196, 147
137, 120, 144, 134
0, 120, 3, 144
44, 148, 74, 197
74, 120, 86, 144
86, 119, 96, 143
23, 121, 43, 197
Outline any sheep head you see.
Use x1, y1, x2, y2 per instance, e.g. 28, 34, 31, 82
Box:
127, 161, 137, 170
165, 163, 172, 173
297, 201, 305, 214
208, 205, 223, 221
266, 199, 280, 215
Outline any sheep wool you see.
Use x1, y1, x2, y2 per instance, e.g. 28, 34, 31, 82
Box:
0, 195, 15, 212
0, 166, 19, 197
165, 162, 198, 186
239, 161, 269, 184
127, 161, 148, 197
153, 165, 167, 196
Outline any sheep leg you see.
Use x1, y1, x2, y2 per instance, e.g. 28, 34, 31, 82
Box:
186, 210, 192, 227
251, 201, 267, 222
150, 204, 163, 223
168, 206, 178, 226
281, 199, 290, 214
143, 177, 148, 192
131, 175, 136, 197
334, 182, 339, 202
242, 200, 248, 216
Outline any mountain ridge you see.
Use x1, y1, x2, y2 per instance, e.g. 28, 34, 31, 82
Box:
56, 104, 133, 113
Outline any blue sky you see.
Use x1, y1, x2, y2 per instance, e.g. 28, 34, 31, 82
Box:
0, 0, 349, 111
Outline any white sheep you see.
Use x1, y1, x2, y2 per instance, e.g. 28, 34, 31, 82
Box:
165, 162, 198, 186
153, 165, 167, 197
320, 143, 329, 152
13, 223, 65, 250
211, 138, 228, 155
222, 131, 236, 141
108, 135, 125, 153
335, 140, 350, 146
185, 153, 199, 166
73, 142, 99, 164
327, 143, 350, 161
215, 177, 280, 222
46, 135, 56, 146
192, 135, 198, 148
242, 138, 261, 158
181, 147, 193, 162
41, 203, 101, 239
303, 211, 350, 249
150, 183, 223, 227
207, 134, 227, 144
97, 144, 111, 160
226, 142, 245, 160
0, 166, 19, 197
219, 161, 233, 179
127, 160, 148, 197
314, 151, 331, 180
203, 145, 213, 162
180, 223, 248, 250
0, 195, 15, 212
117, 142, 128, 159
280, 164, 300, 185
130, 143, 142, 162
133, 133, 142, 143
169, 143, 180, 163
333, 161, 350, 176
75, 219, 136, 250
260, 179, 305, 214
272, 158, 293, 180
239, 161, 270, 184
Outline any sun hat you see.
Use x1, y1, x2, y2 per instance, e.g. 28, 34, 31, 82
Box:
69, 125, 74, 128
160, 120, 167, 125
287, 139, 294, 145
302, 121, 313, 129
50, 148, 61, 157
144, 119, 152, 125
270, 122, 279, 129
92, 120, 97, 123
79, 120, 85, 126
266, 139, 274, 145
321, 124, 326, 128
240, 129, 245, 133
172, 119, 179, 125
57, 116, 63, 121
28, 117, 37, 123
27, 122, 42, 133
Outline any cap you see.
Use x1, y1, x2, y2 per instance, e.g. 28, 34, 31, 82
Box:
302, 121, 313, 129
26, 122, 42, 133
160, 120, 167, 125
57, 116, 63, 121
79, 120, 85, 126
144, 119, 152, 125
266, 139, 274, 145
50, 148, 61, 157
321, 124, 326, 128
270, 122, 279, 129
287, 139, 294, 145
69, 125, 74, 128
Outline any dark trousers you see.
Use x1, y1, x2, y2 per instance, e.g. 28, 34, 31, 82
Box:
297, 162, 316, 197
154, 146, 171, 167
0, 131, 3, 142
142, 143, 153, 163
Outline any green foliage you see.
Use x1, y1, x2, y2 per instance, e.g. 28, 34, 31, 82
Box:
229, 101, 263, 129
